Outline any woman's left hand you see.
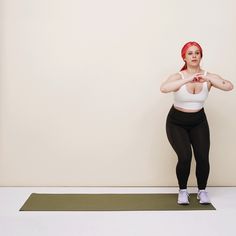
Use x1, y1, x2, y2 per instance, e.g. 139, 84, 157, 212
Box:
192, 73, 209, 83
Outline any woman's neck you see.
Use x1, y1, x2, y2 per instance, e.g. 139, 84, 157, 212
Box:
186, 66, 201, 75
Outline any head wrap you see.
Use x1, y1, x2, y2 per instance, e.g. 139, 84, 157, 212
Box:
180, 41, 203, 71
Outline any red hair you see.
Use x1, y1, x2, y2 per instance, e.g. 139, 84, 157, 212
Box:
180, 41, 203, 71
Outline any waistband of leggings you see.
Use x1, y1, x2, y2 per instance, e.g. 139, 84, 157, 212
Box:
171, 105, 204, 114
168, 105, 206, 120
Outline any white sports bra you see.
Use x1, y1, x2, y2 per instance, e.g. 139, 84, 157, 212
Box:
173, 71, 209, 110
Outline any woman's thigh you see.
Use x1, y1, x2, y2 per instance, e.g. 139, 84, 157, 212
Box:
166, 121, 192, 160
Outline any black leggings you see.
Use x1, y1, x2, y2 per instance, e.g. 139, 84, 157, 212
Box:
166, 105, 210, 190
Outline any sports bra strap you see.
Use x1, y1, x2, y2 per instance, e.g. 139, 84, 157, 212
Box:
178, 71, 184, 79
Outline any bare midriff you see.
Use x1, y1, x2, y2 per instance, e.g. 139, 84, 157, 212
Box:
174, 106, 202, 113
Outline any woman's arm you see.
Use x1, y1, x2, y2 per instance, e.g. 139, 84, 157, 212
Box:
198, 73, 234, 91
202, 73, 234, 91
160, 73, 195, 93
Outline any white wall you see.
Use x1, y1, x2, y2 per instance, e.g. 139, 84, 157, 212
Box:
0, 0, 235, 186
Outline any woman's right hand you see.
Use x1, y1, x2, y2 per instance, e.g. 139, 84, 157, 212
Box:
188, 73, 204, 83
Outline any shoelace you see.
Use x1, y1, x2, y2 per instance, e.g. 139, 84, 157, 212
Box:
198, 190, 208, 196
179, 190, 189, 197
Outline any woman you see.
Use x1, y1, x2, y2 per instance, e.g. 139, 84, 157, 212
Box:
160, 42, 234, 205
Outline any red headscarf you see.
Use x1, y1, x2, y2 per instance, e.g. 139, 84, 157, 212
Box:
180, 41, 203, 71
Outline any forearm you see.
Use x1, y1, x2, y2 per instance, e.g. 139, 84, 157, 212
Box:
160, 78, 190, 93
208, 75, 234, 91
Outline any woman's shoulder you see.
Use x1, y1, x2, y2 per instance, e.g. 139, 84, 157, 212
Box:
205, 71, 222, 80
205, 71, 219, 77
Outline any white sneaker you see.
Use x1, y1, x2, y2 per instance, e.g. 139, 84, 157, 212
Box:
178, 189, 189, 205
197, 190, 211, 204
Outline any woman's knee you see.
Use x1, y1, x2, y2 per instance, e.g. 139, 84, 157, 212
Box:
177, 152, 192, 165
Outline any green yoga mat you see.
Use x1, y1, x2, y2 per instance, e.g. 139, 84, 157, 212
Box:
20, 193, 215, 211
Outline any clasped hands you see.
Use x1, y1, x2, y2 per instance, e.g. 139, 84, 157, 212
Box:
190, 73, 209, 83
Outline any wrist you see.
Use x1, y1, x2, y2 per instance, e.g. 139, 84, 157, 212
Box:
204, 75, 210, 82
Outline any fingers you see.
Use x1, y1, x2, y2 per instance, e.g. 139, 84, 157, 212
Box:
194, 73, 203, 79
192, 75, 205, 83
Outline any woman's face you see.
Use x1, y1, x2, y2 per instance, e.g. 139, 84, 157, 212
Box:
184, 45, 202, 67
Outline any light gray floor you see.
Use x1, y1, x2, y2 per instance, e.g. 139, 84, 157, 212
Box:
0, 187, 236, 236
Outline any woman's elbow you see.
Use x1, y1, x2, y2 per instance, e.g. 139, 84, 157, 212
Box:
226, 82, 234, 91
160, 86, 168, 93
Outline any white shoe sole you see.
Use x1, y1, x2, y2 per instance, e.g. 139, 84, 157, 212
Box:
197, 195, 211, 205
